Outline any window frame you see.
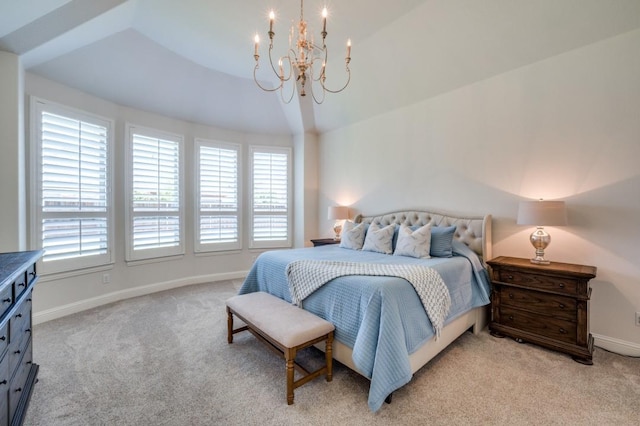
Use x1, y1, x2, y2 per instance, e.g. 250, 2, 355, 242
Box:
125, 124, 185, 262
248, 145, 292, 249
194, 138, 242, 253
30, 97, 115, 274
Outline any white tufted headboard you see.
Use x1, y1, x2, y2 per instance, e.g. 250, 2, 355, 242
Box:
354, 210, 492, 265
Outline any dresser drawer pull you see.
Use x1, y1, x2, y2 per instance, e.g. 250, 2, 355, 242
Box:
14, 350, 20, 355
18, 281, 26, 287
15, 313, 22, 319
559, 328, 567, 334
508, 293, 514, 299
558, 283, 565, 289
26, 328, 31, 333
558, 303, 565, 309
15, 388, 22, 393
2, 298, 10, 303
0, 335, 5, 341
0, 380, 6, 385
508, 315, 514, 321
507, 275, 514, 280
29, 271, 36, 277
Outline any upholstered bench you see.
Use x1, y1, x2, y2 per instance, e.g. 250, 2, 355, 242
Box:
226, 292, 335, 405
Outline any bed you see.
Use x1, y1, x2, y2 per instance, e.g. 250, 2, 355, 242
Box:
239, 210, 492, 411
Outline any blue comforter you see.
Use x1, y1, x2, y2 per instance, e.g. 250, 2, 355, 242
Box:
239, 241, 491, 411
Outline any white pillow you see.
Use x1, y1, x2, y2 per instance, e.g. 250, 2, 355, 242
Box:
339, 221, 367, 250
362, 222, 395, 254
393, 224, 432, 259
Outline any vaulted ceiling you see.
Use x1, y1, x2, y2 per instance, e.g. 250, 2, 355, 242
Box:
2, 0, 639, 135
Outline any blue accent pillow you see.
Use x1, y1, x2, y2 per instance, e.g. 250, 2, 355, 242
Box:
430, 225, 456, 257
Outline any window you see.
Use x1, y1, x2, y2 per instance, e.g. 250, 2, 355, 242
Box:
126, 125, 184, 261
249, 146, 292, 249
31, 99, 114, 274
195, 139, 242, 252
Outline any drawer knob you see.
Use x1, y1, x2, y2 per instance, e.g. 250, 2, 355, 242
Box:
15, 388, 22, 393
29, 271, 36, 277
559, 328, 567, 334
18, 282, 25, 287
0, 380, 6, 385
0, 336, 5, 341
508, 293, 514, 299
14, 350, 21, 355
507, 275, 514, 280
559, 303, 565, 309
559, 283, 565, 289
26, 328, 31, 333
2, 298, 10, 303
15, 313, 22, 319
509, 315, 514, 321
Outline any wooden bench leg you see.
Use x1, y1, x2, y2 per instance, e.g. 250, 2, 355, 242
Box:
325, 332, 333, 382
286, 348, 296, 405
227, 307, 234, 344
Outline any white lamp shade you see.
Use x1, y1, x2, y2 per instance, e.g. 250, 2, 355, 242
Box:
517, 200, 567, 226
328, 206, 350, 220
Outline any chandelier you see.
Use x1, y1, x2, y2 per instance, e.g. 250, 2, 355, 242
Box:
253, 0, 351, 104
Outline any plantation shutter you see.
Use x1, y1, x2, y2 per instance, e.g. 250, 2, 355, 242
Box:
127, 128, 183, 260
250, 147, 291, 248
196, 140, 241, 251
36, 104, 113, 273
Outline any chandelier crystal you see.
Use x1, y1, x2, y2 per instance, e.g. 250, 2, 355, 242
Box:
253, 0, 351, 104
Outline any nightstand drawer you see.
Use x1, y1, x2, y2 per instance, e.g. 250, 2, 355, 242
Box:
497, 269, 578, 295
499, 287, 576, 320
499, 306, 577, 344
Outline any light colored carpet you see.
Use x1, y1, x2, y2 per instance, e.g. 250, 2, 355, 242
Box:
26, 280, 639, 425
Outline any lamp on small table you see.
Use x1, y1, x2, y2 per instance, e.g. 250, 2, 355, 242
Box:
517, 199, 567, 265
328, 206, 350, 240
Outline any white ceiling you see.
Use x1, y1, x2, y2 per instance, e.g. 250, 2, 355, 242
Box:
2, 0, 639, 135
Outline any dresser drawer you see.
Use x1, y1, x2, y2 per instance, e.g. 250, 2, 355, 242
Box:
0, 321, 8, 358
9, 294, 31, 345
498, 306, 577, 344
25, 263, 37, 287
499, 286, 577, 321
0, 350, 9, 425
13, 271, 29, 300
0, 285, 12, 321
497, 269, 578, 295
8, 297, 32, 376
9, 338, 32, 423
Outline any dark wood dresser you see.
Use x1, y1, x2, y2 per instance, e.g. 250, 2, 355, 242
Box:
310, 238, 340, 247
487, 256, 597, 365
0, 250, 42, 425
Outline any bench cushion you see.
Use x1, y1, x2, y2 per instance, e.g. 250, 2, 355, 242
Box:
226, 292, 334, 348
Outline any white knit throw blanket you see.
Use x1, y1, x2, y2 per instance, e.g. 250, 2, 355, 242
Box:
286, 260, 451, 337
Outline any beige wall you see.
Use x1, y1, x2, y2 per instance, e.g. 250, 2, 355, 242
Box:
0, 52, 26, 252
318, 30, 640, 355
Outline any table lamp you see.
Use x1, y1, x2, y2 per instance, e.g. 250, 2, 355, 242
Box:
517, 199, 567, 264
328, 206, 350, 240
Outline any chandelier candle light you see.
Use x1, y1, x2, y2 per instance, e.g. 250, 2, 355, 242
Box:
517, 199, 568, 265
253, 1, 351, 104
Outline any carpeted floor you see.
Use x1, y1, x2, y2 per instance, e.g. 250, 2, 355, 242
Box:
25, 280, 640, 425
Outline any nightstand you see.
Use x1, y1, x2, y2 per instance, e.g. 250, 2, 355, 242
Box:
310, 238, 340, 247
487, 256, 597, 365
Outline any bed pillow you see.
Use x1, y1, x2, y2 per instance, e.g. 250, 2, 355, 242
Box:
362, 222, 395, 254
339, 221, 368, 250
430, 225, 456, 257
393, 224, 432, 259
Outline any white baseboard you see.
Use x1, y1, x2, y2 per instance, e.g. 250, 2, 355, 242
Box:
593, 333, 640, 357
33, 270, 249, 325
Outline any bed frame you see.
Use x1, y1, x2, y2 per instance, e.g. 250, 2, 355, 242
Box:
318, 209, 492, 376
